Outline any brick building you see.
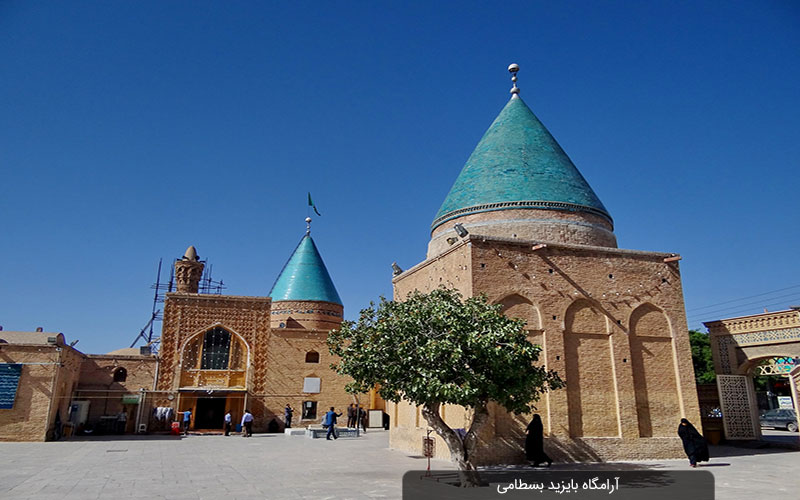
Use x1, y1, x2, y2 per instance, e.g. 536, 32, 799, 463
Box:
152, 223, 355, 433
0, 331, 84, 441
388, 66, 701, 463
0, 222, 356, 440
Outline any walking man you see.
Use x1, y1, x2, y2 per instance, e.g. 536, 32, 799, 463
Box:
324, 407, 342, 440
241, 409, 254, 437
224, 410, 232, 436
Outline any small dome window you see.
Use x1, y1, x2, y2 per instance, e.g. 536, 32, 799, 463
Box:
305, 351, 320, 364
113, 367, 127, 383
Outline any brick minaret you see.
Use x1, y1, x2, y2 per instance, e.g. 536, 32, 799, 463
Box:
174, 245, 204, 293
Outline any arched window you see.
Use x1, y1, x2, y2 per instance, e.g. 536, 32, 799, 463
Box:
181, 326, 247, 372
113, 367, 127, 383
305, 351, 320, 364
201, 327, 232, 370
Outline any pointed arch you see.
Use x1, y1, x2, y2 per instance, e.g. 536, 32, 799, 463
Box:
179, 324, 249, 388
495, 293, 541, 330
563, 299, 618, 437
629, 303, 680, 437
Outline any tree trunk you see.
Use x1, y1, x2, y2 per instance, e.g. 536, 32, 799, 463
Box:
422, 402, 489, 487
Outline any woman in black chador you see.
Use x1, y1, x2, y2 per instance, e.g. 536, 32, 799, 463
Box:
677, 418, 709, 467
525, 414, 552, 467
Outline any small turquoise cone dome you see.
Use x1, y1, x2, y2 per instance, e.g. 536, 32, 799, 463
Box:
432, 96, 612, 231
270, 234, 342, 305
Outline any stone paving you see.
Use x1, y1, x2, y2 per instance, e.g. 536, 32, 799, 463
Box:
0, 430, 798, 499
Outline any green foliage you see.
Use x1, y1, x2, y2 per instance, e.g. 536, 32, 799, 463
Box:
327, 287, 563, 414
689, 330, 716, 384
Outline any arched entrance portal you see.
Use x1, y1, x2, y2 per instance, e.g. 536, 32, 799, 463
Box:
705, 309, 800, 440
178, 325, 249, 431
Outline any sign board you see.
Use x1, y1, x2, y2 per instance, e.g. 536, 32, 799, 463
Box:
121, 394, 141, 405
422, 437, 435, 458
0, 364, 23, 409
303, 377, 321, 393
778, 396, 794, 409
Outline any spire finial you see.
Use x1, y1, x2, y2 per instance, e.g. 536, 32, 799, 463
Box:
305, 217, 312, 235
508, 63, 520, 96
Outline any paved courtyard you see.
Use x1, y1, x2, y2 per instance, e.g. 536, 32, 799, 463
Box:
0, 430, 798, 499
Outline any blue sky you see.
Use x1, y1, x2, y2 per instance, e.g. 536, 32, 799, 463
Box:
1, 1, 798, 353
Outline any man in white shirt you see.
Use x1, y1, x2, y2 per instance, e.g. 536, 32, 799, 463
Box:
224, 411, 232, 436
241, 409, 254, 437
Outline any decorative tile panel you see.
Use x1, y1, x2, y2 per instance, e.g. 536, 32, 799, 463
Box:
717, 375, 757, 439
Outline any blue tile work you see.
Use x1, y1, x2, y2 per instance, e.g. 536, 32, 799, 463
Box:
269, 234, 342, 305
0, 364, 23, 409
432, 96, 612, 230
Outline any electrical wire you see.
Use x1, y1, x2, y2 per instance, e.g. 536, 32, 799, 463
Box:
686, 284, 800, 312
687, 295, 800, 325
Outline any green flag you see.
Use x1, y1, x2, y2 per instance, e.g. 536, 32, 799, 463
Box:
308, 192, 321, 216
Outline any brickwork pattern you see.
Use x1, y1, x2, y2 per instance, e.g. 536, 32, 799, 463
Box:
157, 294, 271, 393
75, 355, 158, 429
0, 345, 82, 442
269, 300, 343, 331
429, 208, 618, 258
391, 235, 701, 463
158, 290, 354, 432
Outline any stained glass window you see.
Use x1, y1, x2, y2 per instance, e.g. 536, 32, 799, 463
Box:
181, 326, 246, 373
201, 327, 231, 370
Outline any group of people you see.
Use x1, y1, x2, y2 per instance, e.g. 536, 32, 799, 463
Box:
320, 404, 368, 440
180, 408, 254, 437
524, 415, 710, 469
347, 403, 368, 432
180, 405, 708, 468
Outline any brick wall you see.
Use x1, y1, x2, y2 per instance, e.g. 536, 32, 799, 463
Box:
428, 208, 617, 257
270, 300, 343, 331
0, 345, 82, 442
390, 235, 701, 463
158, 292, 355, 432
75, 354, 158, 431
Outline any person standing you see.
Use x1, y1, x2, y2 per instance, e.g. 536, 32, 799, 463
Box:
241, 409, 254, 437
525, 414, 552, 467
346, 403, 356, 428
284, 404, 294, 429
224, 411, 232, 436
678, 418, 709, 467
116, 410, 128, 435
182, 409, 192, 435
359, 406, 368, 433
324, 407, 342, 440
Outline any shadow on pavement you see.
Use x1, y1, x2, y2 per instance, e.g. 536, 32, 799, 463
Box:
708, 442, 800, 458
65, 434, 182, 442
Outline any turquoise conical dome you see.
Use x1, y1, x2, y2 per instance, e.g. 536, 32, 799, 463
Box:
269, 234, 342, 305
432, 95, 611, 231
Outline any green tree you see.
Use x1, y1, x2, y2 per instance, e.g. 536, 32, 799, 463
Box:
327, 288, 563, 487
689, 329, 716, 384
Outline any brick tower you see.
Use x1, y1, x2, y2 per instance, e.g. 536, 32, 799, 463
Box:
269, 218, 344, 332
174, 246, 204, 293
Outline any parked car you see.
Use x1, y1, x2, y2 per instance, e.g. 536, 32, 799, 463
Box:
759, 409, 798, 432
